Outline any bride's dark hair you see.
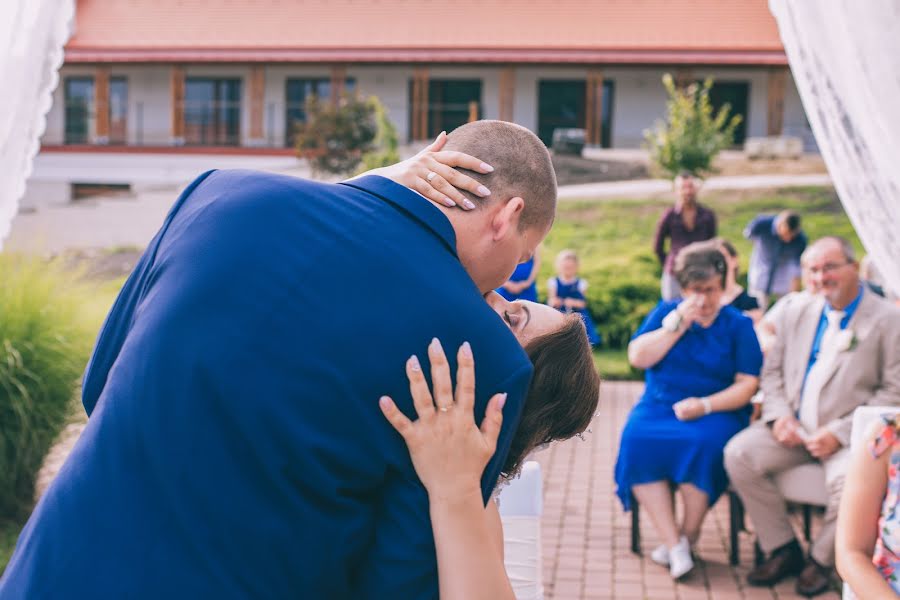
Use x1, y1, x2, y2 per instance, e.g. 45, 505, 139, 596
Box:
501, 314, 601, 477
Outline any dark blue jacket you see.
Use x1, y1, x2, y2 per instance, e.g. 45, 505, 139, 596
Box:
0, 172, 532, 599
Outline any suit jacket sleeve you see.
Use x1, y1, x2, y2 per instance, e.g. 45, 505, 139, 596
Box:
352, 363, 532, 599
81, 170, 216, 415
760, 316, 795, 423
824, 310, 900, 445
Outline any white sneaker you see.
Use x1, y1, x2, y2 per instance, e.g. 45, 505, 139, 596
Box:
650, 544, 670, 566
668, 536, 694, 580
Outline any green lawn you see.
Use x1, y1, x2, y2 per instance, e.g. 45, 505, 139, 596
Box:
542, 185, 860, 291
535, 185, 860, 352
594, 347, 639, 381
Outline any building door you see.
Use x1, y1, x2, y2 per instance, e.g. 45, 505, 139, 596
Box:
708, 82, 749, 145
538, 80, 615, 147
65, 77, 94, 144
184, 78, 242, 145
108, 77, 128, 144
409, 80, 482, 140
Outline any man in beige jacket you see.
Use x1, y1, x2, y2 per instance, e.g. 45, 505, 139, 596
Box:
725, 236, 900, 597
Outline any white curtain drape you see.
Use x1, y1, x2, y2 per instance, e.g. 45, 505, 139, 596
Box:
0, 0, 75, 251
770, 0, 900, 297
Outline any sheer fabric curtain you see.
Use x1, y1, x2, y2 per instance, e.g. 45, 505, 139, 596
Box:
770, 0, 900, 296
0, 0, 75, 250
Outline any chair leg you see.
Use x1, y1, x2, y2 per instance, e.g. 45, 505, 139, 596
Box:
728, 490, 742, 566
630, 493, 641, 555
803, 504, 812, 541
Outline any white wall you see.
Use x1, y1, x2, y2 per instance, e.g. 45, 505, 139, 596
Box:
44, 63, 811, 151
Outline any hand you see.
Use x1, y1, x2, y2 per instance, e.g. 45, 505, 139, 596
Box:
549, 297, 563, 309
673, 397, 706, 421
378, 339, 507, 501
804, 428, 842, 459
676, 295, 703, 327
375, 132, 494, 210
772, 415, 805, 448
502, 281, 523, 294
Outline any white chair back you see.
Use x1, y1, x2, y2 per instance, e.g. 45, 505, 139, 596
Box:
498, 460, 544, 600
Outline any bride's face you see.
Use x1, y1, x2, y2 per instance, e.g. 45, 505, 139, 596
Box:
485, 291, 566, 347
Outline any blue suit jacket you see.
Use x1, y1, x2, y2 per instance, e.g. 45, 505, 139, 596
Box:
0, 172, 532, 599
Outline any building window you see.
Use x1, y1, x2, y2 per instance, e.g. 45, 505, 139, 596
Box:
184, 78, 242, 146
65, 77, 94, 144
109, 77, 128, 144
707, 82, 749, 145
409, 80, 482, 141
537, 79, 615, 147
284, 78, 356, 147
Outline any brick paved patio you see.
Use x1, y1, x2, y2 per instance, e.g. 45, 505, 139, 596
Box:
533, 380, 841, 600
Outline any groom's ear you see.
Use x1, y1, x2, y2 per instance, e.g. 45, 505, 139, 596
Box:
490, 197, 525, 241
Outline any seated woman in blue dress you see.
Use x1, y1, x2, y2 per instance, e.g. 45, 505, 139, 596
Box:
614, 241, 762, 580
497, 246, 540, 302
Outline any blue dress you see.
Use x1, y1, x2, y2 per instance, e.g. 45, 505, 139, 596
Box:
614, 300, 762, 510
497, 257, 538, 302
553, 276, 601, 346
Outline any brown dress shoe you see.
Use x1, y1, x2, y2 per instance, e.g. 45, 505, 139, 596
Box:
746, 542, 805, 586
795, 560, 833, 597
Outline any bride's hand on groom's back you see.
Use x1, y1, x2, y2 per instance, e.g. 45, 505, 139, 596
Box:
363, 132, 495, 211
378, 338, 507, 502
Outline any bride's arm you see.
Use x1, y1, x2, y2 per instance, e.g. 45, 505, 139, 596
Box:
349, 132, 494, 209
379, 339, 515, 600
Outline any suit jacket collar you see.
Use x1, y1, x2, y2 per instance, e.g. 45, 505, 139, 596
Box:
796, 294, 826, 388
339, 175, 458, 258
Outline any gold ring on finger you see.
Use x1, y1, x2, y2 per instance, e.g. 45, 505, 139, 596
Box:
426, 171, 437, 182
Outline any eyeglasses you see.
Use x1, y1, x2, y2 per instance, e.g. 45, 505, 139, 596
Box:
805, 262, 852, 276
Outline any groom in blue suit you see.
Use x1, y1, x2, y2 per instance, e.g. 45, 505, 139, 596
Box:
0, 121, 558, 599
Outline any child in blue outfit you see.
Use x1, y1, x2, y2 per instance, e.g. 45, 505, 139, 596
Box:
547, 249, 601, 346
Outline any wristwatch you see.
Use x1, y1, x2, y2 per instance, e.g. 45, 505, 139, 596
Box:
662, 309, 684, 332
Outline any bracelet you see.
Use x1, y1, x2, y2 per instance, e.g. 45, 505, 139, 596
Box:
700, 397, 713, 415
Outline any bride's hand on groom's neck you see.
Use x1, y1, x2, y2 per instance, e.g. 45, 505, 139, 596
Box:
351, 131, 495, 212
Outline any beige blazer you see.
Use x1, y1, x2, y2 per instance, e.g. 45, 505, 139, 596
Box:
761, 286, 900, 445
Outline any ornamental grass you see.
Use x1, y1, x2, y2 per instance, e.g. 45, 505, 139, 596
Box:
0, 253, 94, 517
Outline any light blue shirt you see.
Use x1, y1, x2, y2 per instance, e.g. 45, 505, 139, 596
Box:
805, 284, 864, 378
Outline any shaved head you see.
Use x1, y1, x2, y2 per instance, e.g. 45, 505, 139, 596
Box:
443, 120, 557, 230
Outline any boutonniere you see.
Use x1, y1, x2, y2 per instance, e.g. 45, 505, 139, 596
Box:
835, 329, 858, 352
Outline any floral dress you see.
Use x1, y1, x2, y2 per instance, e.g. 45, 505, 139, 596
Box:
871, 419, 900, 593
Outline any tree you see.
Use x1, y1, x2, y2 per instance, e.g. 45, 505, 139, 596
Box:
294, 93, 397, 177
644, 74, 742, 178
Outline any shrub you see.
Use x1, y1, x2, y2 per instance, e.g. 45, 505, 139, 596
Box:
294, 93, 398, 177
644, 74, 742, 178
359, 97, 401, 172
0, 254, 94, 517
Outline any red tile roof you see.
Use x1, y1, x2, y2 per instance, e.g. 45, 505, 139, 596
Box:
66, 0, 787, 65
